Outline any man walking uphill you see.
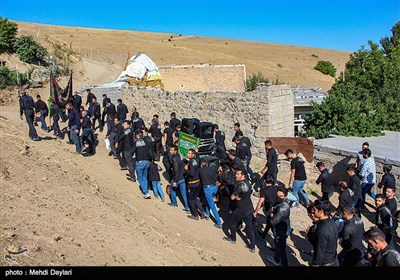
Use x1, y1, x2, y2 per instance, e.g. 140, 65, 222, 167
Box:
19, 90, 39, 141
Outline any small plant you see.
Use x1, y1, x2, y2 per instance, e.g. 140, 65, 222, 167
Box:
245, 72, 269, 91
314, 60, 336, 77
0, 65, 31, 88
277, 63, 283, 68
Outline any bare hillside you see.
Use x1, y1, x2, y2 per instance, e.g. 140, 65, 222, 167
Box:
14, 21, 351, 91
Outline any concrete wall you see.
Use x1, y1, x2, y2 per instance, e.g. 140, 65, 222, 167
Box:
122, 84, 294, 158
159, 64, 246, 92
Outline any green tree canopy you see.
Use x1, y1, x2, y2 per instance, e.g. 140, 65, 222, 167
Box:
0, 17, 18, 53
14, 35, 47, 64
304, 21, 400, 139
314, 60, 336, 77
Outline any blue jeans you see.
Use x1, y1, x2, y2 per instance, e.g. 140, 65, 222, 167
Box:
170, 179, 189, 209
203, 185, 222, 225
152, 181, 165, 199
136, 160, 150, 195
361, 183, 376, 209
39, 109, 49, 130
70, 125, 81, 152
292, 180, 309, 207
245, 154, 255, 179
52, 114, 61, 136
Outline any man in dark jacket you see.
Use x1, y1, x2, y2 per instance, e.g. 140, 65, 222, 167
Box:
316, 162, 334, 202
89, 96, 102, 132
378, 164, 396, 194
19, 90, 39, 141
149, 116, 162, 161
73, 91, 82, 110
101, 94, 107, 126
311, 199, 339, 266
338, 181, 354, 211
85, 89, 95, 106
266, 186, 291, 266
262, 140, 278, 183
223, 168, 256, 253
116, 99, 128, 123
131, 129, 152, 199
169, 112, 181, 131
34, 94, 50, 131
116, 120, 136, 182
338, 206, 366, 266
66, 102, 82, 153
105, 98, 117, 135
168, 145, 189, 211
214, 124, 226, 151
80, 110, 94, 155
375, 194, 394, 244
347, 166, 362, 214
364, 227, 400, 266
131, 112, 145, 133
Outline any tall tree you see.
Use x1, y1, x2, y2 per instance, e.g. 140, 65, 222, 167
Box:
304, 21, 400, 138
0, 17, 18, 53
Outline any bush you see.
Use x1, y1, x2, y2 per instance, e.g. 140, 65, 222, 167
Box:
0, 66, 31, 88
314, 60, 336, 77
0, 17, 18, 53
14, 35, 47, 64
246, 72, 269, 91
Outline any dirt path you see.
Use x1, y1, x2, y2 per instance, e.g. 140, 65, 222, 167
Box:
0, 102, 378, 266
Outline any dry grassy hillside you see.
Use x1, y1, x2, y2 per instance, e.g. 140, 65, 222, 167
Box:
15, 21, 351, 91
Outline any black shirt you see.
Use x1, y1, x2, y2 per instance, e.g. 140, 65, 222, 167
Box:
117, 128, 134, 152
236, 138, 249, 160
81, 116, 92, 129
291, 156, 307, 180
338, 188, 354, 210
116, 103, 128, 120
270, 200, 290, 236
164, 127, 174, 147
73, 94, 82, 110
106, 103, 116, 118
385, 198, 398, 216
313, 218, 338, 266
132, 138, 151, 161
199, 166, 218, 187
349, 174, 362, 201
171, 153, 185, 182
186, 158, 200, 181
86, 92, 95, 106
378, 173, 396, 190
219, 171, 237, 195
131, 117, 145, 133
260, 184, 278, 212
170, 118, 181, 131
232, 180, 253, 210
316, 168, 333, 194
19, 95, 35, 115
341, 215, 365, 255
148, 162, 161, 182
35, 99, 48, 113
376, 245, 400, 266
265, 147, 278, 174
149, 122, 162, 138
215, 130, 226, 150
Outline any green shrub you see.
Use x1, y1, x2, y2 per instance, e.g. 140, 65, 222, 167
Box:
246, 72, 269, 91
0, 66, 31, 88
0, 17, 18, 53
314, 60, 336, 77
14, 35, 47, 64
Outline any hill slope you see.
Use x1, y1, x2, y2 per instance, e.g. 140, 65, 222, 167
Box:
15, 21, 351, 91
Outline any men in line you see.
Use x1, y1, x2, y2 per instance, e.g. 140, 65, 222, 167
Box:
261, 140, 278, 183
168, 145, 190, 211
223, 169, 255, 252
89, 96, 102, 132
80, 110, 94, 155
116, 120, 136, 183
19, 90, 39, 141
346, 166, 362, 212
364, 227, 400, 266
285, 149, 310, 211
315, 161, 333, 202
234, 131, 255, 181
375, 194, 394, 244
184, 149, 205, 220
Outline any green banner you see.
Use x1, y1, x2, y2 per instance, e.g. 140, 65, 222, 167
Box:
178, 132, 200, 158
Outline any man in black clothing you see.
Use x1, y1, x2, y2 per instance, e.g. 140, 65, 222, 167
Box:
235, 131, 255, 180
378, 164, 396, 194
337, 181, 354, 211
85, 89, 95, 107
105, 98, 117, 135
116, 120, 136, 182
375, 194, 394, 244
218, 164, 238, 215
73, 91, 82, 110
253, 176, 278, 239
169, 112, 181, 131
311, 199, 339, 266
184, 149, 205, 220
149, 117, 162, 161
223, 169, 256, 253
131, 112, 145, 133
228, 149, 245, 171
89, 96, 102, 132
364, 227, 400, 266
162, 121, 174, 172
338, 206, 366, 266
101, 94, 107, 127
266, 186, 291, 266
116, 99, 128, 123
81, 110, 94, 155
131, 130, 152, 199
346, 166, 362, 213
214, 124, 226, 151
261, 140, 278, 183
50, 100, 62, 138
316, 162, 334, 202
169, 145, 189, 210
231, 122, 241, 142
34, 94, 50, 131
19, 90, 39, 141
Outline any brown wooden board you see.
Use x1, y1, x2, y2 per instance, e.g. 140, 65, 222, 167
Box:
266, 137, 314, 162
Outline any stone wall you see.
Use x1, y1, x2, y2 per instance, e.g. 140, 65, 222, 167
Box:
159, 64, 246, 92
122, 84, 294, 158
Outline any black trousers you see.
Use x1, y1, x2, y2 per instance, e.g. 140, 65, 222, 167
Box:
153, 136, 162, 160
24, 109, 38, 139
92, 116, 103, 131
187, 182, 204, 217
124, 150, 136, 179
273, 233, 288, 266
228, 208, 255, 249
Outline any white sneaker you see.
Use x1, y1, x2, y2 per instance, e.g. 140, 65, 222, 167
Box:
143, 193, 151, 199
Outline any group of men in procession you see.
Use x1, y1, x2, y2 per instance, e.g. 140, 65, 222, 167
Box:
19, 88, 400, 266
